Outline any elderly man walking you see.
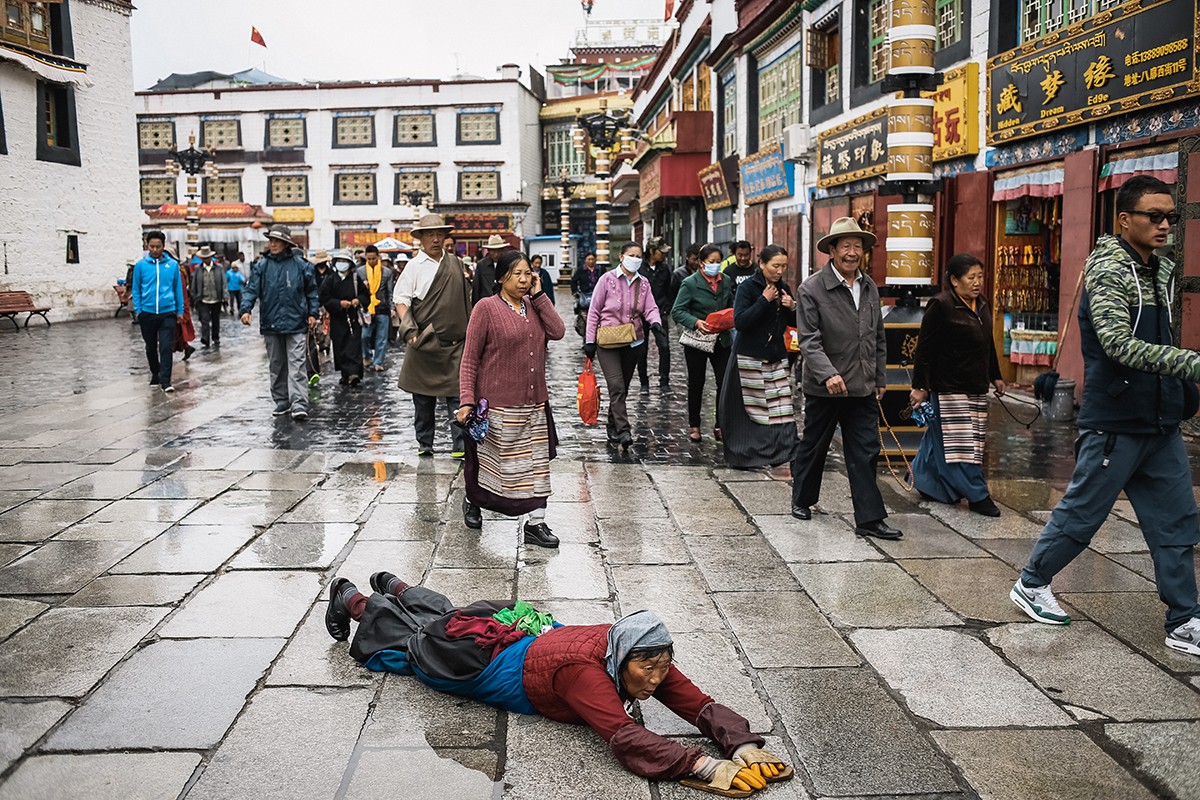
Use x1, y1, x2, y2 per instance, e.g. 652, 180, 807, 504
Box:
190, 246, 225, 349
790, 217, 901, 540
395, 214, 472, 457
240, 225, 320, 421
357, 244, 394, 372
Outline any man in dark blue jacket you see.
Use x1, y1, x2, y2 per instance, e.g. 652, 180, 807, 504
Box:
240, 225, 320, 420
132, 230, 184, 393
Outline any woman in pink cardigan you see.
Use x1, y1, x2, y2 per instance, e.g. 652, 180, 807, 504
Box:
583, 242, 664, 451
457, 251, 566, 548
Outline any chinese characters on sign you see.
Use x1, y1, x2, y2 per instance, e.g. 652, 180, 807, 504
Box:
739, 145, 794, 204
442, 213, 513, 235
697, 161, 733, 210
986, 0, 1198, 144
815, 107, 887, 189
919, 62, 981, 161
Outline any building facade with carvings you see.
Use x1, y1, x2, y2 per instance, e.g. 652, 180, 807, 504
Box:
0, 0, 143, 321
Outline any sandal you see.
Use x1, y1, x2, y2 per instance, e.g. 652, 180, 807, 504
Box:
677, 777, 753, 798
688, 427, 702, 442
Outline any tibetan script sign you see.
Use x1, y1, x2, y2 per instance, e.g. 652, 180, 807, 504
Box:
922, 62, 980, 161
698, 161, 733, 210
815, 106, 888, 189
273, 207, 315, 223
987, 0, 1199, 145
442, 213, 513, 235
739, 144, 794, 205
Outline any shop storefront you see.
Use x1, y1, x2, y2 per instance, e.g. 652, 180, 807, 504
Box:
635, 110, 713, 255
986, 0, 1199, 388
143, 203, 276, 261
440, 212, 521, 257
698, 158, 737, 251
739, 143, 797, 281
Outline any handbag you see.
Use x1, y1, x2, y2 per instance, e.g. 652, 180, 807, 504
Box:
680, 327, 718, 352
577, 358, 600, 425
596, 277, 640, 349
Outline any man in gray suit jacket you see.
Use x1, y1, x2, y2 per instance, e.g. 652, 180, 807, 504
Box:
790, 217, 901, 540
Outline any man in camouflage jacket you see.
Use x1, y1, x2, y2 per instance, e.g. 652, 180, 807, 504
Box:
1010, 175, 1200, 658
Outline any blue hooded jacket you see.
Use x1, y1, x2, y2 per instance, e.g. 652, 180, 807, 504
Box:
131, 255, 183, 316
239, 248, 320, 335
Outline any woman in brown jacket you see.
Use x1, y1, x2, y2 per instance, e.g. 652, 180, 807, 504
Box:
909, 253, 1006, 516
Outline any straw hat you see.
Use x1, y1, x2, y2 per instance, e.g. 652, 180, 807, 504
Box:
410, 213, 454, 233
817, 217, 877, 254
311, 249, 331, 265
483, 234, 511, 250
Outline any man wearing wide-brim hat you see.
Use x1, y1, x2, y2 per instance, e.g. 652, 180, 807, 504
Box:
190, 245, 225, 349
790, 216, 902, 541
239, 224, 322, 421
471, 233, 513, 307
394, 214, 472, 457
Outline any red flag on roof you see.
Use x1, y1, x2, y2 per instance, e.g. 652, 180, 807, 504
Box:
250, 27, 267, 48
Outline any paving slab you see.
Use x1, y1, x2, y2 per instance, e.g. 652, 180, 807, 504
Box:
62, 573, 205, 607
518, 543, 610, 600
281, 487, 379, 523
639, 630, 771, 735
107, 448, 188, 471
850, 628, 1070, 727
343, 746, 500, 800
180, 489, 305, 526
790, 562, 959, 628
597, 517, 690, 564
0, 462, 97, 493
987, 622, 1200, 720
0, 543, 29, 567
433, 523, 518, 570
377, 475, 457, 504
898, 558, 1025, 623
980, 538, 1154, 592
724, 479, 797, 516
267, 602, 379, 688
762, 667, 959, 796
171, 447, 249, 470
0, 606, 167, 697
109, 523, 259, 574
933, 729, 1155, 800
672, 508, 759, 536
423, 568, 515, 605
869, 513, 992, 559
223, 448, 309, 471
359, 672, 499, 749
988, 477, 1065, 514
46, 637, 283, 750
159, 570, 320, 638
0, 540, 141, 594
0, 699, 70, 773
237, 471, 323, 491
1108, 550, 1200, 582
925, 501, 1043, 539
0, 499, 109, 542
714, 591, 860, 668
88, 497, 199, 523
359, 501, 443, 539
656, 734, 811, 800
712, 467, 772, 482
52, 519, 171, 542
610, 565, 726, 631
1028, 510, 1149, 555
0, 491, 38, 514
504, 713, 651, 800
1104, 721, 1200, 800
1064, 591, 1200, 674
127, 469, 247, 499
0, 597, 46, 639
227, 521, 357, 570
684, 534, 799, 591
40, 470, 160, 500
753, 513, 884, 562
528, 598, 616, 625
338, 540, 436, 588
185, 686, 373, 800
537, 501, 600, 544
0, 752, 200, 800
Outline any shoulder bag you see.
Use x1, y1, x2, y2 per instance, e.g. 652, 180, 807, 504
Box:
680, 327, 718, 352
597, 276, 641, 349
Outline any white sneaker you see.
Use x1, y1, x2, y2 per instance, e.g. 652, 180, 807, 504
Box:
1010, 580, 1071, 625
1166, 617, 1200, 657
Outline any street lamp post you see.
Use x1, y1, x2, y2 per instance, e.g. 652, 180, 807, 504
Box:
400, 189, 431, 214
575, 99, 636, 272
166, 133, 214, 258
555, 169, 576, 285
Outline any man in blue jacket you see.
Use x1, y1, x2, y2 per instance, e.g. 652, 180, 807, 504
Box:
240, 225, 320, 420
132, 230, 184, 393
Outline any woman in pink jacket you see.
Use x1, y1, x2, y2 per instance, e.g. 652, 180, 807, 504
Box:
583, 242, 664, 451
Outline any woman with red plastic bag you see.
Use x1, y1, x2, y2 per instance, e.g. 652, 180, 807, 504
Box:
671, 244, 734, 444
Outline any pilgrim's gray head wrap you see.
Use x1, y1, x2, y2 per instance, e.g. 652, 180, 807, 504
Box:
605, 610, 673, 686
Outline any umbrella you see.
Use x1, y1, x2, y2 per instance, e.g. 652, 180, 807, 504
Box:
372, 236, 413, 253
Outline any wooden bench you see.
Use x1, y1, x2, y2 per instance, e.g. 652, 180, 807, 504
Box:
0, 291, 51, 331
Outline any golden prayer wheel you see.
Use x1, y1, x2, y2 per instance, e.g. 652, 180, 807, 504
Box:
884, 232, 935, 285
886, 140, 935, 181
887, 203, 935, 239
889, 26, 937, 74
888, 98, 935, 135
891, 0, 935, 27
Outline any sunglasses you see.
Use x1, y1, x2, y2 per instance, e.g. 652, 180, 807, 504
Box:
1128, 209, 1180, 225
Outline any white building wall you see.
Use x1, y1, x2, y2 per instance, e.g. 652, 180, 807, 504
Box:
0, 0, 142, 321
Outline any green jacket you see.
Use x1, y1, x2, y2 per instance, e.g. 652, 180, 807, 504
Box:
671, 270, 735, 348
1084, 235, 1199, 382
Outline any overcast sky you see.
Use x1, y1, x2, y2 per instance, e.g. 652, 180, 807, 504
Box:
131, 0, 653, 90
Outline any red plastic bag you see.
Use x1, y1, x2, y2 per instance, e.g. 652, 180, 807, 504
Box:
577, 358, 599, 425
705, 308, 735, 333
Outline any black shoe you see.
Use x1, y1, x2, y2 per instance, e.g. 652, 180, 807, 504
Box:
349, 374, 361, 387
463, 497, 482, 529
369, 571, 404, 596
150, 377, 160, 387
969, 497, 1002, 517
324, 578, 356, 641
524, 521, 560, 548
855, 520, 903, 540
618, 431, 633, 450
183, 345, 195, 361
201, 338, 209, 347
417, 446, 434, 457
639, 383, 650, 395
659, 383, 672, 396
791, 505, 812, 520
272, 401, 290, 416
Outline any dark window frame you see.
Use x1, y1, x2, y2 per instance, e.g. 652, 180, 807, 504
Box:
935, 0, 971, 68
201, 175, 243, 204
989, 0, 1020, 58
49, 0, 72, 58
35, 80, 79, 167
745, 54, 759, 154
333, 172, 378, 205
393, 112, 437, 147
139, 176, 176, 209
200, 118, 242, 150
267, 174, 309, 206
850, 0, 885, 108
457, 170, 501, 202
455, 111, 501, 146
809, 15, 844, 125
0, 88, 7, 155
264, 117, 308, 150
331, 114, 376, 149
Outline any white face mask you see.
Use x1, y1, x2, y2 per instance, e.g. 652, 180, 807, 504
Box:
334, 264, 350, 274
621, 255, 642, 273
703, 263, 720, 277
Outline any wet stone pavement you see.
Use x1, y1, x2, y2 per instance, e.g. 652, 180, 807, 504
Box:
1, 292, 1199, 800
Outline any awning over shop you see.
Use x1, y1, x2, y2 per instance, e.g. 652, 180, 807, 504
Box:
0, 41, 91, 87
992, 162, 1065, 201
144, 203, 274, 225
1099, 149, 1179, 191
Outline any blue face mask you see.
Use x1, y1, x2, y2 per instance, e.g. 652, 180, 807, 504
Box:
621, 255, 642, 273
702, 263, 720, 277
